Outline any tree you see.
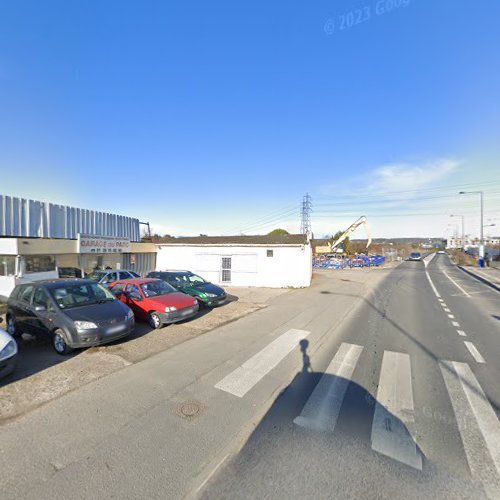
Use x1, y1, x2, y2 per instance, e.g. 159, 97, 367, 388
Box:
267, 228, 289, 236
331, 230, 350, 254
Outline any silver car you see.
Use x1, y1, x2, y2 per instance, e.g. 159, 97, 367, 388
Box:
0, 321, 18, 379
86, 269, 140, 287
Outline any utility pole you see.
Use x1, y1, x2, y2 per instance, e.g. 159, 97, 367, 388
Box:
459, 190, 484, 264
300, 193, 312, 235
450, 214, 465, 248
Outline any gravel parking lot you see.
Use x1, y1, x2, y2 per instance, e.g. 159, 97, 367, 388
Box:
0, 287, 289, 422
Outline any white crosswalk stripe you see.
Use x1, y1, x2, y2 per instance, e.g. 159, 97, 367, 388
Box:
293, 343, 363, 432
216, 334, 498, 487
215, 328, 310, 397
371, 351, 423, 470
440, 361, 500, 498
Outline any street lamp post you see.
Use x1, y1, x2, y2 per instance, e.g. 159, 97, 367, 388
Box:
450, 214, 465, 248
459, 191, 484, 265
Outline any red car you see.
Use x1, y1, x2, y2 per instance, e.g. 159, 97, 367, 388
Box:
109, 278, 199, 329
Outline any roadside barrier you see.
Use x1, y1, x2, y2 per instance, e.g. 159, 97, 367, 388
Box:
313, 255, 385, 269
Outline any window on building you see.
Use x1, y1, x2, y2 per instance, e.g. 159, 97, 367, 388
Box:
25, 255, 56, 273
0, 255, 16, 276
267, 250, 274, 257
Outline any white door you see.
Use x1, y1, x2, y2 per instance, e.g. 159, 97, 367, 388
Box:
221, 256, 232, 283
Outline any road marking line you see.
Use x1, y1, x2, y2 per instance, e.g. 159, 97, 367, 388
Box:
293, 343, 363, 432
444, 307, 451, 312
448, 314, 455, 319
452, 321, 460, 327
438, 298, 444, 302
463, 341, 486, 364
215, 328, 310, 397
441, 268, 472, 298
441, 303, 448, 308
440, 361, 500, 496
457, 330, 467, 337
371, 351, 422, 470
425, 271, 441, 298
423, 253, 436, 268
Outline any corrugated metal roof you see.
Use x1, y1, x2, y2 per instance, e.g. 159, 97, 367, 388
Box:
0, 194, 141, 241
155, 234, 308, 245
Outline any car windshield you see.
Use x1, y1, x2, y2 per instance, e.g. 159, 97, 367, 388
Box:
411, 252, 421, 258
171, 273, 206, 285
86, 271, 106, 281
49, 283, 116, 309
141, 280, 176, 297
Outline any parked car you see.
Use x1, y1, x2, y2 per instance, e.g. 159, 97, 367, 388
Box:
6, 279, 134, 354
109, 278, 199, 329
0, 319, 17, 379
58, 267, 83, 279
86, 269, 140, 287
408, 252, 422, 261
147, 270, 227, 307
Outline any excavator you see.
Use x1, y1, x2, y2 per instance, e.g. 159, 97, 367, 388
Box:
329, 216, 372, 253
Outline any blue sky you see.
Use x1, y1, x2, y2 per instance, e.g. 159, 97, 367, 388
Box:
1, 0, 499, 238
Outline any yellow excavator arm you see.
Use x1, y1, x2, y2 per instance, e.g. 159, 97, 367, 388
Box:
329, 216, 372, 252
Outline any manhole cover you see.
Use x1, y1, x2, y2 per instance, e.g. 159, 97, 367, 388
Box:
176, 400, 204, 420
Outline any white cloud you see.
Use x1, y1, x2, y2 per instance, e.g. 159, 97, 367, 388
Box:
366, 159, 459, 196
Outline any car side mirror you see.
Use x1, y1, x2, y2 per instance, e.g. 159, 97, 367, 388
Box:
34, 305, 46, 312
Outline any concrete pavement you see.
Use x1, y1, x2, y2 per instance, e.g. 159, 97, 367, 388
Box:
0, 267, 390, 499
201, 255, 500, 499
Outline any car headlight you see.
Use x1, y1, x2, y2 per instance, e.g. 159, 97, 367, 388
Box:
165, 306, 177, 312
126, 309, 134, 320
205, 293, 217, 298
0, 340, 17, 361
74, 321, 98, 330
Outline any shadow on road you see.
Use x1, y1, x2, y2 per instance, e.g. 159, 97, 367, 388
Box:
200, 340, 455, 499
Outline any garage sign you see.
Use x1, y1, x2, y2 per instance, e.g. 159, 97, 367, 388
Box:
77, 234, 131, 254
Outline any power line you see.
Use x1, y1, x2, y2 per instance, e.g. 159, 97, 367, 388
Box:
315, 180, 500, 202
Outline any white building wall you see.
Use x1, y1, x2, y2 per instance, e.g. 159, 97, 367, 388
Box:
156, 244, 312, 288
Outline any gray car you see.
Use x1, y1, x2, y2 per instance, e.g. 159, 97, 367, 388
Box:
6, 279, 135, 355
86, 269, 140, 287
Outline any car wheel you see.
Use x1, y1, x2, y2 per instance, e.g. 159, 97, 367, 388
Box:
148, 312, 162, 329
197, 298, 206, 309
6, 315, 21, 338
52, 329, 73, 355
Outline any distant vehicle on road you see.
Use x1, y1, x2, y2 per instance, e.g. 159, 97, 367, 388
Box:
408, 252, 422, 261
0, 320, 17, 379
147, 271, 227, 308
6, 279, 134, 354
109, 278, 199, 329
86, 269, 140, 287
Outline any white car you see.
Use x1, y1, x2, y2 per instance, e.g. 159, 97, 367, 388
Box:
0, 323, 18, 379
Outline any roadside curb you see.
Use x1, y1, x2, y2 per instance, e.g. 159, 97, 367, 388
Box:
458, 266, 500, 293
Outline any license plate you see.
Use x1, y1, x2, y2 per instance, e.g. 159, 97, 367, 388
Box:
107, 324, 126, 334
181, 308, 193, 317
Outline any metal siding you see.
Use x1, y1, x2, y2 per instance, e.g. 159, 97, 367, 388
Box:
0, 195, 141, 241
122, 253, 156, 276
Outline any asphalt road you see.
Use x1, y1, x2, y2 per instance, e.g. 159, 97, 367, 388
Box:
1, 257, 498, 499
201, 254, 500, 499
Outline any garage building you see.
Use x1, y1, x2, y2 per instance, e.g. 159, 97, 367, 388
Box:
0, 194, 156, 300
155, 234, 312, 288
